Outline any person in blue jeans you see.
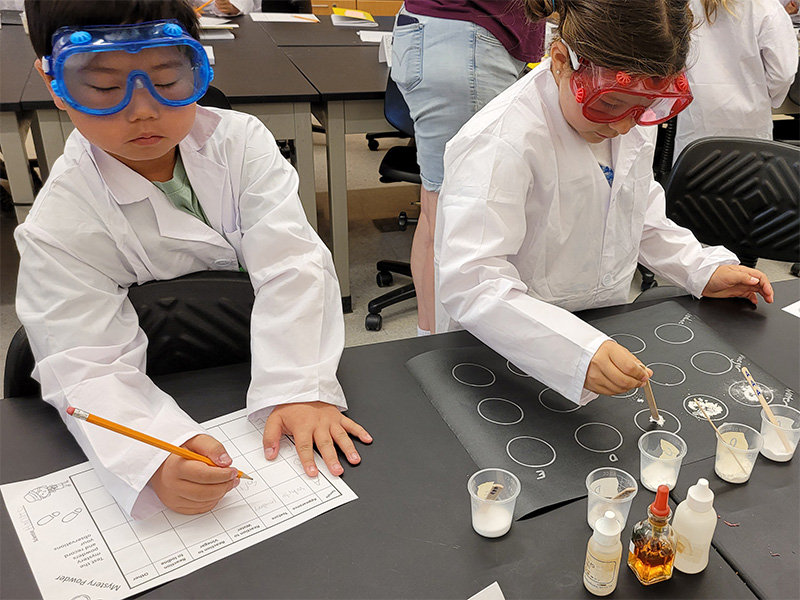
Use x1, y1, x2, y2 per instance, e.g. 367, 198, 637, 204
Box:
391, 1, 545, 335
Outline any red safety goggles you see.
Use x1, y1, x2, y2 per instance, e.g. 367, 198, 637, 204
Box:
565, 43, 692, 126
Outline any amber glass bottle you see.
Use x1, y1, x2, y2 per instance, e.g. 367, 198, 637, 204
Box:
627, 484, 676, 585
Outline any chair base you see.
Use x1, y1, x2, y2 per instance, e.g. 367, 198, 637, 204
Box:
365, 261, 416, 331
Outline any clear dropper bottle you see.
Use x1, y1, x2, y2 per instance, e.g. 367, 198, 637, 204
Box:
627, 484, 676, 585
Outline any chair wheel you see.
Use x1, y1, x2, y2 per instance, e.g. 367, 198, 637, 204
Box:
376, 271, 393, 287
398, 211, 408, 231
641, 279, 658, 292
365, 313, 382, 331
367, 139, 379, 151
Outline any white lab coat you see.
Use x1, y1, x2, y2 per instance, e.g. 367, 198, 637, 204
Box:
674, 0, 798, 161
15, 106, 346, 520
435, 60, 738, 406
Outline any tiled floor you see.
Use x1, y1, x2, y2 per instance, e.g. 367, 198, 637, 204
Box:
1, 130, 797, 382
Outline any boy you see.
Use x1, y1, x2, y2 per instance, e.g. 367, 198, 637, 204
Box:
17, 0, 371, 519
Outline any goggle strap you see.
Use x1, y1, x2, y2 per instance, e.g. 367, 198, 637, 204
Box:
42, 56, 52, 74
563, 41, 581, 72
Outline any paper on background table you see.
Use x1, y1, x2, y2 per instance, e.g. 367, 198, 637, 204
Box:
203, 46, 215, 65
199, 29, 234, 40
1, 409, 357, 600
358, 30, 391, 43
468, 581, 506, 600
198, 16, 238, 28
250, 12, 320, 23
781, 299, 800, 319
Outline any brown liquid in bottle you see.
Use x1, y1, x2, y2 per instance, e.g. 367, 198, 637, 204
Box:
628, 536, 675, 583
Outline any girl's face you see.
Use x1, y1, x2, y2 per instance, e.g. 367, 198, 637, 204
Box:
549, 41, 638, 144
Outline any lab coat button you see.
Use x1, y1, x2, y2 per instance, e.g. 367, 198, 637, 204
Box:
214, 258, 235, 268
602, 274, 613, 287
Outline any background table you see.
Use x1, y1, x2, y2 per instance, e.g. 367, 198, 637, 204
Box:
3, 280, 797, 599
257, 15, 393, 46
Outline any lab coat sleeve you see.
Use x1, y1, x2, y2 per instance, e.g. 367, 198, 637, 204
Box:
235, 119, 347, 419
438, 134, 609, 406
15, 205, 207, 520
759, 3, 799, 107
637, 178, 738, 297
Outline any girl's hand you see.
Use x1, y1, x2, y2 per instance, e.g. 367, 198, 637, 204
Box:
702, 265, 774, 305
150, 434, 240, 514
585, 340, 652, 396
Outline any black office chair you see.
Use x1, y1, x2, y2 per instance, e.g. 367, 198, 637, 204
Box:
663, 137, 800, 269
365, 76, 421, 331
4, 271, 255, 398
199, 84, 232, 110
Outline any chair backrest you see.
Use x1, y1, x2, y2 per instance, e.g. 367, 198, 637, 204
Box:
4, 271, 254, 398
664, 137, 800, 263
384, 76, 415, 138
261, 0, 312, 13
198, 85, 232, 110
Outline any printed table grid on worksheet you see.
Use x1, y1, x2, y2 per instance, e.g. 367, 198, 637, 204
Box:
71, 414, 342, 588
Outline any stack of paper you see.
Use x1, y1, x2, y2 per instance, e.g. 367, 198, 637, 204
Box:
250, 12, 319, 23
199, 29, 235, 40
331, 7, 378, 27
198, 16, 239, 29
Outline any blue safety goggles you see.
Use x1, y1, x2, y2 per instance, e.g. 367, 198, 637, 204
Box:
42, 20, 213, 115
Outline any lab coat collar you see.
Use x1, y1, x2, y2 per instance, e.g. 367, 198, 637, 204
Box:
88, 109, 230, 247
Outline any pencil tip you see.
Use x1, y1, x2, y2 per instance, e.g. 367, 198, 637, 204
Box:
241, 473, 253, 480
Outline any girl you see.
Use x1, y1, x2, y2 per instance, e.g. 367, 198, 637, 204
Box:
434, 0, 774, 407
674, 0, 797, 161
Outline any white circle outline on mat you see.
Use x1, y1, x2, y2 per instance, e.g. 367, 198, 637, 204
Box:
683, 395, 729, 421
506, 360, 532, 377
451, 363, 496, 387
574, 422, 624, 453
609, 333, 647, 354
538, 388, 581, 413
690, 351, 733, 376
633, 409, 682, 434
613, 388, 638, 399
727, 380, 774, 407
647, 362, 687, 387
654, 323, 695, 344
506, 436, 557, 468
477, 398, 524, 425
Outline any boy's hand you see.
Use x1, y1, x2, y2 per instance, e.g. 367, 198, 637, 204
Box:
702, 265, 774, 305
585, 340, 652, 396
150, 434, 240, 514
263, 402, 373, 478
214, 0, 241, 15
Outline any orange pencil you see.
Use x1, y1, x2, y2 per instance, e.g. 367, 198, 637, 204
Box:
194, 0, 215, 13
292, 14, 319, 22
66, 406, 252, 480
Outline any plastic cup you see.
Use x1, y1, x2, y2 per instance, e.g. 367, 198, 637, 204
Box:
585, 467, 638, 530
759, 406, 800, 462
715, 423, 763, 483
467, 468, 521, 538
638, 430, 687, 492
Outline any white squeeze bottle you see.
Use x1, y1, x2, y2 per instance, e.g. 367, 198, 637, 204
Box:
584, 510, 623, 596
672, 478, 717, 574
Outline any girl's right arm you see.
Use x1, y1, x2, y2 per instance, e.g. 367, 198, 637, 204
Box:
758, 1, 798, 106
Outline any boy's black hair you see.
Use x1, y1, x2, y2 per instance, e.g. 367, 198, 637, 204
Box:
25, 0, 200, 58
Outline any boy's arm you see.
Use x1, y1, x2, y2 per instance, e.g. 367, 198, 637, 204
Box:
637, 178, 739, 297
235, 118, 371, 475
15, 219, 208, 519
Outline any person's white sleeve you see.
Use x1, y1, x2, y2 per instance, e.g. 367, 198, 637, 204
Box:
759, 3, 799, 106
15, 214, 206, 520
237, 119, 347, 420
637, 179, 739, 297
437, 134, 608, 406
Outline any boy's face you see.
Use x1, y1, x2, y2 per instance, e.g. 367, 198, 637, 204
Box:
35, 46, 197, 180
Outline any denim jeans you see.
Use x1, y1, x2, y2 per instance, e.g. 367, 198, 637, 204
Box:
391, 7, 526, 192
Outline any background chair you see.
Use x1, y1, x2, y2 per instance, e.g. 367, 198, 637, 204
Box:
365, 76, 421, 331
663, 137, 799, 268
4, 271, 254, 398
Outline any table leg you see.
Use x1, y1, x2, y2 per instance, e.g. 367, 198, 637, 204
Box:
0, 110, 35, 220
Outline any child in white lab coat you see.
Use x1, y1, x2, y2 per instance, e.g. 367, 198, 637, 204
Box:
673, 0, 798, 161
16, 0, 371, 519
435, 0, 775, 407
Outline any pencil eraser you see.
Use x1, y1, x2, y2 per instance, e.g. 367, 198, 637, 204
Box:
66, 406, 75, 415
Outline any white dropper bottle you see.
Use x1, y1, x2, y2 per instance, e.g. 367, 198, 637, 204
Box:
672, 478, 717, 573
583, 510, 623, 596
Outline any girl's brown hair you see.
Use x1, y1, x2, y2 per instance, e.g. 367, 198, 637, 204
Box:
524, 0, 693, 77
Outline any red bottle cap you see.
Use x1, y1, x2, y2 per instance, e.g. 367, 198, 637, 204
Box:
650, 484, 671, 517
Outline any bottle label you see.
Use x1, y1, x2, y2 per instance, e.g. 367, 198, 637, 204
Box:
584, 549, 619, 587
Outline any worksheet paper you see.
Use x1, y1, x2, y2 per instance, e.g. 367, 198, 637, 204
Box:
1, 409, 357, 600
